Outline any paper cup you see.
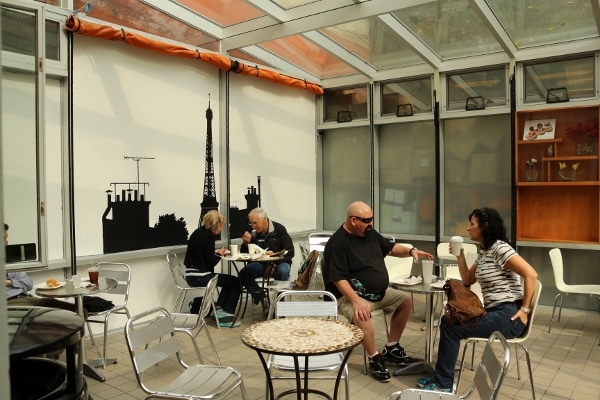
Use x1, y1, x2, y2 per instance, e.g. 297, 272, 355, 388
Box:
422, 260, 433, 284
72, 274, 81, 288
451, 236, 464, 256
230, 244, 239, 256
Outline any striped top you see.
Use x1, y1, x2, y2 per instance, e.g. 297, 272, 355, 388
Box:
474, 240, 523, 308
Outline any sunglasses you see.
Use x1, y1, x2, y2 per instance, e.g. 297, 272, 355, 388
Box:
351, 215, 374, 224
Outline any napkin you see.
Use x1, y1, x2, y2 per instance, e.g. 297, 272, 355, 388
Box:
430, 280, 446, 289
395, 276, 422, 284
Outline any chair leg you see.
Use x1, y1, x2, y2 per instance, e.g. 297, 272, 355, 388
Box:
548, 292, 563, 333
102, 314, 110, 369
457, 340, 474, 393
86, 321, 96, 345
517, 343, 536, 400
201, 324, 221, 365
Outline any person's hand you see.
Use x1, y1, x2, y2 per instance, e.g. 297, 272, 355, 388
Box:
352, 298, 372, 322
6, 279, 11, 287
242, 231, 252, 244
511, 309, 528, 325
215, 247, 227, 257
265, 250, 274, 256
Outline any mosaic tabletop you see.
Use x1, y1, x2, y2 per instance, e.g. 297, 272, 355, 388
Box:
242, 318, 363, 355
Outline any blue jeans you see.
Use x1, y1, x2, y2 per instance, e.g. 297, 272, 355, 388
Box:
434, 302, 526, 388
239, 262, 291, 301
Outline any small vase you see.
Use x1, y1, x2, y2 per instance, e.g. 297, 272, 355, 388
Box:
526, 167, 539, 182
559, 169, 576, 181
576, 140, 594, 155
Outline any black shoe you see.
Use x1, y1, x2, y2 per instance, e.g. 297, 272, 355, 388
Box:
252, 295, 263, 305
369, 354, 391, 382
382, 344, 422, 366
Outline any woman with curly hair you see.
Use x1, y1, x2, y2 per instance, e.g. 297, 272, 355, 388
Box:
418, 207, 538, 393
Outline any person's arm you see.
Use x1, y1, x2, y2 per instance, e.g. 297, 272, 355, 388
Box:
456, 249, 477, 286
334, 279, 372, 322
280, 227, 295, 264
388, 244, 433, 262
505, 254, 538, 323
6, 272, 33, 291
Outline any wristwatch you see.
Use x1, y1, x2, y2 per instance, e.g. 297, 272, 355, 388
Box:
409, 247, 417, 257
520, 306, 531, 314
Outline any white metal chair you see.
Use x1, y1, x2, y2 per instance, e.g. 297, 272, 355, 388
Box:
265, 290, 349, 400
85, 262, 131, 369
299, 240, 310, 261
458, 280, 542, 400
548, 248, 600, 340
171, 274, 221, 366
388, 331, 511, 400
166, 251, 220, 328
124, 307, 247, 400
308, 231, 333, 253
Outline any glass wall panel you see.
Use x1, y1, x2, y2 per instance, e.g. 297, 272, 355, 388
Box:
379, 122, 435, 235
443, 115, 512, 238
381, 78, 432, 116
523, 56, 595, 103
1, 6, 36, 57
446, 67, 506, 110
322, 127, 370, 229
46, 78, 64, 260
323, 86, 368, 122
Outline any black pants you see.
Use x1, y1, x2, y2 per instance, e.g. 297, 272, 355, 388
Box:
186, 273, 241, 314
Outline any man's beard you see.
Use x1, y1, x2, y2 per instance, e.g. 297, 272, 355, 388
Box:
363, 226, 373, 236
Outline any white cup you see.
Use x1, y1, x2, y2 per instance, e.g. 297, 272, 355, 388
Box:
72, 274, 81, 288
450, 236, 464, 256
422, 260, 433, 284
230, 244, 239, 256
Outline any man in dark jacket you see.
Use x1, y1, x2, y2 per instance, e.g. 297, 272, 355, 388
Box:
239, 208, 295, 305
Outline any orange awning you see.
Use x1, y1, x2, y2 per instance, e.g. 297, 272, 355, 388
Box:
64, 15, 323, 95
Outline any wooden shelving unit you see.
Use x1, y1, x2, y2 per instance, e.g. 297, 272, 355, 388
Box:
515, 105, 600, 243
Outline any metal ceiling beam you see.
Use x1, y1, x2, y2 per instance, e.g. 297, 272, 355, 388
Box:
222, 0, 437, 50
244, 0, 287, 22
469, 0, 517, 58
303, 31, 377, 78
237, 45, 321, 83
377, 14, 440, 69
139, 0, 223, 39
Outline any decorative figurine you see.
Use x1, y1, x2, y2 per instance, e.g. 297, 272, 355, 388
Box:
547, 144, 554, 157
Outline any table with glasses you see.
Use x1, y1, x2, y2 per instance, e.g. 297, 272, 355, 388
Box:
242, 317, 364, 400
35, 277, 118, 382
390, 278, 445, 376
8, 306, 89, 399
223, 254, 287, 326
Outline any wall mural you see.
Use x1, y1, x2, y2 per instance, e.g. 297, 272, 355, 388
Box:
101, 102, 261, 253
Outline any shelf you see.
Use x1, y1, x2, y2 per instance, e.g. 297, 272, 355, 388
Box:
517, 138, 563, 145
542, 155, 598, 161
516, 181, 600, 186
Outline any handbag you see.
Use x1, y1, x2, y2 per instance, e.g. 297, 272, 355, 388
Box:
442, 279, 486, 327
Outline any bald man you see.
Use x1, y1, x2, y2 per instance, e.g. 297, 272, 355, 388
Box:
322, 201, 433, 382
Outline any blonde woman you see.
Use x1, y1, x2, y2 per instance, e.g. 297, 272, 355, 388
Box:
184, 211, 240, 317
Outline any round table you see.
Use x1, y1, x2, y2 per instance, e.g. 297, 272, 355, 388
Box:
242, 317, 363, 400
35, 277, 118, 382
8, 306, 88, 399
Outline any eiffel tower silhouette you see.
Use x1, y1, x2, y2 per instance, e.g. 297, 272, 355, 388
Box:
199, 97, 219, 226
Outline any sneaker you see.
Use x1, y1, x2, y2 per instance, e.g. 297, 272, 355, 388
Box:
422, 380, 452, 393
416, 375, 435, 388
381, 344, 423, 366
369, 354, 391, 383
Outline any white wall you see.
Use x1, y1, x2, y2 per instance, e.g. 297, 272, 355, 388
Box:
23, 33, 318, 333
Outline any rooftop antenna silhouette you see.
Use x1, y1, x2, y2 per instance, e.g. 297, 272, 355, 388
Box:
124, 155, 154, 195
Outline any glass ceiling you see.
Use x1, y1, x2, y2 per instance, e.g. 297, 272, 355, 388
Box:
68, 0, 600, 87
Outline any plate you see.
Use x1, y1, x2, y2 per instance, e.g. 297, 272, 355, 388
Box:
34, 281, 66, 290
392, 277, 422, 286
238, 254, 251, 260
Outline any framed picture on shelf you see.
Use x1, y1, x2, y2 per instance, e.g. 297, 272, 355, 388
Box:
523, 119, 556, 140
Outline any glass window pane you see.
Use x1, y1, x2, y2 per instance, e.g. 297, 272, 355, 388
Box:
1, 6, 36, 57
447, 67, 506, 110
381, 78, 432, 116
523, 56, 595, 103
45, 19, 59, 61
379, 122, 435, 235
323, 86, 368, 122
46, 78, 64, 260
443, 115, 512, 237
1, 70, 40, 263
322, 127, 370, 229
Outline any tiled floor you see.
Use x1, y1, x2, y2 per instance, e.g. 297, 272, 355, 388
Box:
83, 291, 600, 400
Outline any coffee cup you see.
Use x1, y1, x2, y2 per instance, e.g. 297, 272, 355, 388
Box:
450, 236, 464, 256
422, 260, 433, 284
87, 267, 99, 285
230, 244, 239, 257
